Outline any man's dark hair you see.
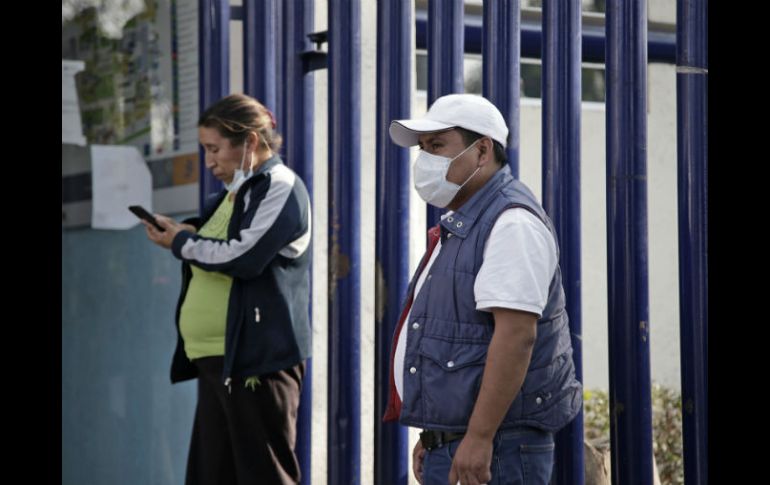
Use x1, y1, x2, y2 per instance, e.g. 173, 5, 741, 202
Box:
456, 127, 507, 166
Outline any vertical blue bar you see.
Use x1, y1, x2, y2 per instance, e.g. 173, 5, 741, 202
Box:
198, 0, 230, 210
278, 1, 315, 484
482, 0, 520, 178
278, 2, 315, 191
542, 1, 585, 484
374, 1, 411, 484
426, 0, 463, 226
274, 2, 285, 135
605, 1, 653, 484
416, 18, 676, 65
243, 0, 277, 112
676, 0, 708, 484
328, 1, 361, 484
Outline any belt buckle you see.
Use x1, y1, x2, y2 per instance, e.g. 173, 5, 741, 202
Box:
419, 430, 439, 450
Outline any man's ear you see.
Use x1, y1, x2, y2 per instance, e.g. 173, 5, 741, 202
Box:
479, 137, 494, 166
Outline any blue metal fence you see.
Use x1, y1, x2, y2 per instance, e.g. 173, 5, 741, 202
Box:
374, 1, 412, 484
195, 2, 706, 484
542, 0, 585, 483
482, 0, 520, 177
605, 1, 654, 483
426, 0, 464, 227
327, 1, 362, 483
197, 0, 229, 208
676, 0, 708, 483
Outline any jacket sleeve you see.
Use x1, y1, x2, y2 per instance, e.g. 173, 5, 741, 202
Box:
171, 169, 310, 279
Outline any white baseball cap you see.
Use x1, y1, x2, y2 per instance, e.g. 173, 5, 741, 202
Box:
389, 94, 509, 148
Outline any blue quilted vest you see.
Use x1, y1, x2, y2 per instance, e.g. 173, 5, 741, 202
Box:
398, 165, 582, 432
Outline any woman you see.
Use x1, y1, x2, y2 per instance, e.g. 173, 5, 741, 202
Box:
142, 94, 312, 485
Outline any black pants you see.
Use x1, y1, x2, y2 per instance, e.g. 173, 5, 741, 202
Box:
185, 357, 305, 485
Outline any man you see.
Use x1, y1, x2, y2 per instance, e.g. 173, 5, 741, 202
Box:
382, 94, 582, 485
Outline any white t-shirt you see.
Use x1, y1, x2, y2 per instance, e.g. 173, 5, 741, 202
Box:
394, 208, 558, 400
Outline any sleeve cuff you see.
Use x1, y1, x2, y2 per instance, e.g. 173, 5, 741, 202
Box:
181, 216, 201, 229
475, 300, 543, 318
171, 231, 195, 259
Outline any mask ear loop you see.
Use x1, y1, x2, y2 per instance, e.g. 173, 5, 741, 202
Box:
240, 138, 249, 174
258, 127, 273, 156
455, 139, 484, 189
243, 133, 262, 175
247, 138, 254, 175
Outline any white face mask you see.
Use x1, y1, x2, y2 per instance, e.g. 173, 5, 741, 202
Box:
413, 139, 481, 208
224, 139, 253, 193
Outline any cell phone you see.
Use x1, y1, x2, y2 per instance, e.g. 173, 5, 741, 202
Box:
128, 205, 165, 232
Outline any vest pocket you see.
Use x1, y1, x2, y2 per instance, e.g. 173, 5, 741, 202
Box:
418, 337, 488, 426
507, 352, 580, 431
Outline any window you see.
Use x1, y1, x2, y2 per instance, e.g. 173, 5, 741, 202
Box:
416, 51, 606, 102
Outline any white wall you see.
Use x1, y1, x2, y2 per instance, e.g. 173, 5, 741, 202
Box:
311, 4, 330, 485
556, 63, 681, 394
513, 63, 681, 394
647, 62, 681, 391
360, 2, 378, 483
649, 0, 676, 25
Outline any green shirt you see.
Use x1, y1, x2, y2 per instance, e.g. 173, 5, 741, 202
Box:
178, 195, 235, 360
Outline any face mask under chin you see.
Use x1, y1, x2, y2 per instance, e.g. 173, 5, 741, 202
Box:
225, 138, 254, 193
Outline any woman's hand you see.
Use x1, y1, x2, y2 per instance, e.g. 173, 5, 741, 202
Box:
142, 214, 195, 249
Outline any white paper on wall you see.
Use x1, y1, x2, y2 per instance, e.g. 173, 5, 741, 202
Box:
62, 60, 87, 146
91, 145, 153, 230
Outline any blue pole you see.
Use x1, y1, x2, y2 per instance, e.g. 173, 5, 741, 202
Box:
542, 0, 585, 484
277, 1, 315, 484
605, 1, 653, 484
328, 1, 361, 484
482, 0, 520, 184
415, 15, 677, 65
426, 0, 463, 227
375, 1, 411, 484
676, 0, 708, 484
242, 0, 277, 112
198, 0, 229, 210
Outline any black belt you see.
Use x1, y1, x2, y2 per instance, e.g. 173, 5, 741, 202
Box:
419, 429, 465, 451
